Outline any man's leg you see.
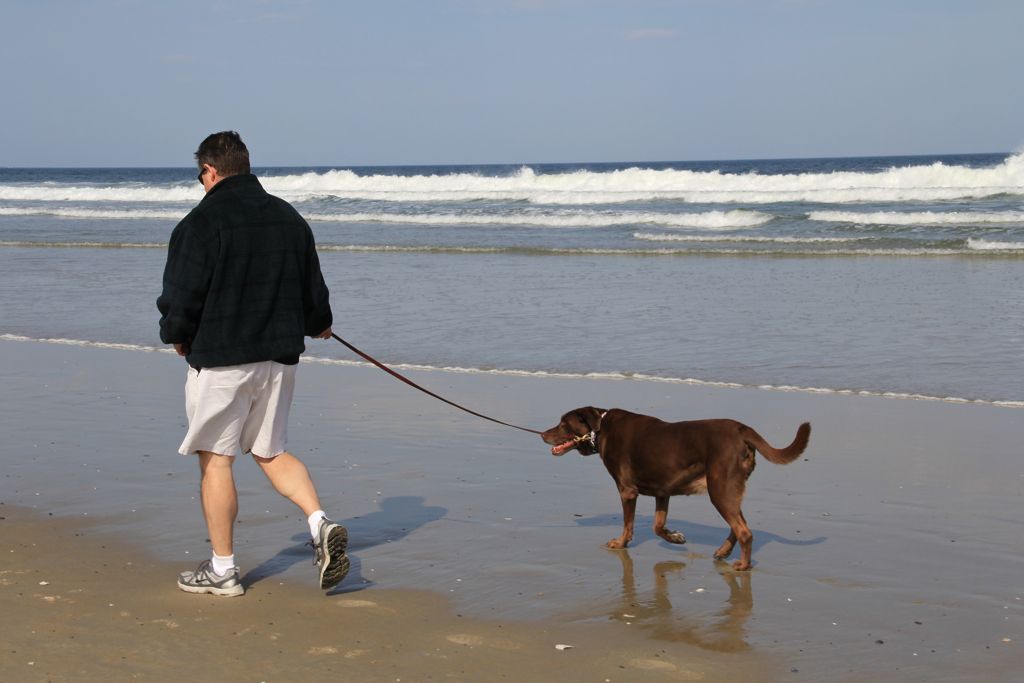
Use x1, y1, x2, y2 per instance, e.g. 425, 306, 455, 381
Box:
177, 450, 245, 596
252, 450, 321, 516
199, 451, 238, 556
246, 362, 348, 590
253, 450, 349, 590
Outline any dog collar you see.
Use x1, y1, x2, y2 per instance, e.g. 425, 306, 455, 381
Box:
573, 411, 607, 451
573, 431, 595, 446
591, 412, 608, 450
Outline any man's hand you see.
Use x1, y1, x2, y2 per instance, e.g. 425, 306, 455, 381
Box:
313, 327, 333, 340
173, 342, 190, 357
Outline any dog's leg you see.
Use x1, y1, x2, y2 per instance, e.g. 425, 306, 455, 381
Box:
607, 488, 637, 549
709, 482, 753, 571
734, 510, 754, 570
652, 496, 686, 544
714, 529, 737, 562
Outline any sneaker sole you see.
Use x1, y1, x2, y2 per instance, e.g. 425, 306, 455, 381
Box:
320, 524, 350, 590
177, 579, 245, 597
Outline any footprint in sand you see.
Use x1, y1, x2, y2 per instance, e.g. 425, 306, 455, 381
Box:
630, 659, 704, 679
152, 618, 179, 629
628, 658, 703, 679
334, 598, 395, 614
0, 569, 29, 585
446, 634, 521, 651
307, 646, 339, 656
446, 634, 484, 647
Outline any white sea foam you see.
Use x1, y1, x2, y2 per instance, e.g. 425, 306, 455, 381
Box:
264, 155, 1024, 204
965, 238, 1024, 251
0, 240, 1003, 257
305, 209, 773, 229
315, 244, 974, 257
2, 153, 1021, 206
0, 184, 198, 203
0, 241, 165, 249
633, 232, 864, 244
0, 207, 185, 220
809, 210, 1024, 226
0, 334, 176, 354
3, 333, 1020, 409
0, 205, 769, 230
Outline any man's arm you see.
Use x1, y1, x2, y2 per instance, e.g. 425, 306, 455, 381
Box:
157, 217, 213, 351
302, 224, 333, 337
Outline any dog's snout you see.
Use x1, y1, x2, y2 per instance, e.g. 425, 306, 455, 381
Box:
540, 425, 564, 445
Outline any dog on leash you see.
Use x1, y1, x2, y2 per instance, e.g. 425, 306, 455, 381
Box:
541, 407, 810, 570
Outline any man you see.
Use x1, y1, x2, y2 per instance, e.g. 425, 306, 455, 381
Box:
157, 131, 348, 596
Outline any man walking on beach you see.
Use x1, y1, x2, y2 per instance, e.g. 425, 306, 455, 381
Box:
157, 131, 348, 596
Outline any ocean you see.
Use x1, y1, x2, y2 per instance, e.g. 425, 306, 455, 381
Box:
1, 153, 1022, 407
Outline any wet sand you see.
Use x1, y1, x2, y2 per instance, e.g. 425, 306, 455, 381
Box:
0, 505, 769, 682
1, 339, 1021, 681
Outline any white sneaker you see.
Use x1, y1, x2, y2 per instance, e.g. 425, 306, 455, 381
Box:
312, 518, 350, 590
177, 559, 244, 597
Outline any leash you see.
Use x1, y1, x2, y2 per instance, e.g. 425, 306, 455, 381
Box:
330, 333, 543, 435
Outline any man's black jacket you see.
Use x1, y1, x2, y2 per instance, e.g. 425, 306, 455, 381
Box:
157, 174, 332, 369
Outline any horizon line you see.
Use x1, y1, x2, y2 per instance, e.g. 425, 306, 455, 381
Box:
0, 150, 1012, 171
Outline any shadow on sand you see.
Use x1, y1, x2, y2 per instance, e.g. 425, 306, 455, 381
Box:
241, 495, 447, 591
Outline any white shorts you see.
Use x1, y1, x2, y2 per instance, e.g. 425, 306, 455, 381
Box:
178, 361, 297, 458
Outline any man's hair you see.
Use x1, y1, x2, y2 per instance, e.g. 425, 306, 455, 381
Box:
195, 131, 251, 176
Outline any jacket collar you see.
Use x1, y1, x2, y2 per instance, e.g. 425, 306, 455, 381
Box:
202, 173, 262, 200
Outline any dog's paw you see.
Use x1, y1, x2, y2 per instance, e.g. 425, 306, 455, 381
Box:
663, 531, 686, 544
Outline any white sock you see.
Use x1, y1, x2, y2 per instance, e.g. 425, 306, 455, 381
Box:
211, 553, 235, 576
308, 510, 327, 539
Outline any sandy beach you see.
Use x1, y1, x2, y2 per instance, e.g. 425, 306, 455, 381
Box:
2, 338, 1021, 682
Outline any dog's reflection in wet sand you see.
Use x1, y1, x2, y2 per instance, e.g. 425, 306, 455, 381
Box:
608, 550, 753, 652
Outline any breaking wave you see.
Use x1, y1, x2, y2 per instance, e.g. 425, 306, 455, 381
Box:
0, 207, 184, 220
966, 238, 1024, 251
2, 153, 1021, 206
303, 208, 773, 229
809, 210, 1024, 225
633, 233, 864, 244
0, 205, 769, 229
3, 239, 1022, 257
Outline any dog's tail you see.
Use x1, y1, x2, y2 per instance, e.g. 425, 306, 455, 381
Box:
742, 422, 811, 465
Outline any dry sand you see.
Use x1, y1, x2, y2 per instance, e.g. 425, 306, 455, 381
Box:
1, 339, 1021, 681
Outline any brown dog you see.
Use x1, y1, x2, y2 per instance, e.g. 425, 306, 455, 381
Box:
541, 407, 810, 570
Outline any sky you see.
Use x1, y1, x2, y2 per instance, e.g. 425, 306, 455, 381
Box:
1, 0, 1022, 167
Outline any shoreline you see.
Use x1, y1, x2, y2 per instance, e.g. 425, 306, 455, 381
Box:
4, 332, 1020, 410
1, 339, 1021, 681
